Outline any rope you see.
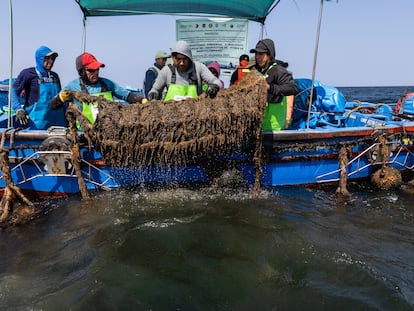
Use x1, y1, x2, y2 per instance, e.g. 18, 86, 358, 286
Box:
335, 145, 351, 198
66, 103, 90, 200
370, 134, 402, 190
0, 148, 35, 223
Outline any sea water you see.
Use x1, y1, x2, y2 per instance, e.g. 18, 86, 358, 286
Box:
1, 86, 414, 311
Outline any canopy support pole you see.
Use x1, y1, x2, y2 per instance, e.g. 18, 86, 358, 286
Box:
260, 23, 265, 39
7, 0, 14, 128
81, 15, 87, 52
306, 0, 324, 129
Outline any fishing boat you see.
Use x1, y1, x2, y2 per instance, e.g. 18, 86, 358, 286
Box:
1, 0, 414, 207
2, 75, 414, 199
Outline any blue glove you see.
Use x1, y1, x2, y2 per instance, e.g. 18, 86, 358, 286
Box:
15, 109, 29, 126
205, 85, 219, 99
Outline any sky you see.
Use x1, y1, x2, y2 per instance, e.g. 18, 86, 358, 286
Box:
0, 0, 413, 88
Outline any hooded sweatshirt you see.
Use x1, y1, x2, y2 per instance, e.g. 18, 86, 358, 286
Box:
149, 40, 221, 99
207, 61, 224, 89
13, 45, 61, 109
252, 39, 297, 103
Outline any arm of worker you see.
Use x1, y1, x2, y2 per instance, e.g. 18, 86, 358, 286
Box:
50, 89, 72, 109
126, 92, 148, 104
11, 87, 23, 111
147, 66, 169, 101
100, 78, 146, 104
229, 70, 238, 86
144, 69, 156, 98
266, 68, 298, 98
199, 63, 222, 98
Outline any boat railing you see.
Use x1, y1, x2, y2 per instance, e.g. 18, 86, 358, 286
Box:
315, 140, 414, 183
8, 149, 116, 191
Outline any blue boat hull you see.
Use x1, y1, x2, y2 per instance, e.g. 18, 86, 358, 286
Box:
1, 98, 414, 198
1, 125, 414, 198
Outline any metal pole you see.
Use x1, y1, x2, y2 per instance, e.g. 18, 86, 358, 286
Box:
306, 0, 324, 129
260, 23, 264, 39
81, 15, 87, 52
7, 0, 14, 128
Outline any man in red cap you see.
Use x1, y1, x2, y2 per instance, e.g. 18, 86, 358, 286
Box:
50, 52, 147, 125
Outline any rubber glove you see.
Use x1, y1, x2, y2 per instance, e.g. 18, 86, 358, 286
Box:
205, 85, 219, 99
15, 109, 29, 126
147, 90, 159, 101
58, 90, 72, 102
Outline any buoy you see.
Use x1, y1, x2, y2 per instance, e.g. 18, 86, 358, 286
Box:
371, 166, 402, 190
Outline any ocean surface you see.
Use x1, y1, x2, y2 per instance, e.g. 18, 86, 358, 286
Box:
1, 86, 414, 311
338, 85, 414, 104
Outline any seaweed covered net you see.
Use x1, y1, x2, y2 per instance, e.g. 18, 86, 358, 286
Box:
68, 73, 267, 167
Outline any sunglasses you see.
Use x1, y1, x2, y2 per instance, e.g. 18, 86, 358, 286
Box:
85, 68, 99, 73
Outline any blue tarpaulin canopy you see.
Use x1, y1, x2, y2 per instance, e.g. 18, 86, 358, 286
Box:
75, 0, 282, 23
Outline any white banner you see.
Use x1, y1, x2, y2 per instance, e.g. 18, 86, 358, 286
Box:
176, 18, 249, 70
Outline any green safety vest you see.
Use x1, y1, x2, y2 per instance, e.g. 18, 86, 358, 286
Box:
261, 64, 290, 131
82, 91, 114, 124
164, 84, 198, 101
262, 96, 289, 131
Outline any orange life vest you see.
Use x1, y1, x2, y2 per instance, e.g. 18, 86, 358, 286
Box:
235, 60, 250, 84
396, 92, 414, 114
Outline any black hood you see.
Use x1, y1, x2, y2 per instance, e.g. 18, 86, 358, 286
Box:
250, 39, 276, 61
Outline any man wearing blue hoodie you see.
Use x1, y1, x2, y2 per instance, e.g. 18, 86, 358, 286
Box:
13, 45, 66, 129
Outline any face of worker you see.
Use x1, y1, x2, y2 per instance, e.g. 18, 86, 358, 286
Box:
43, 56, 56, 71
255, 52, 270, 69
155, 57, 168, 68
85, 68, 100, 84
173, 53, 191, 72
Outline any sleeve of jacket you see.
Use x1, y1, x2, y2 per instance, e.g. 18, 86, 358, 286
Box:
267, 66, 298, 99
12, 69, 29, 110
103, 78, 130, 101
11, 87, 23, 111
144, 69, 156, 97
52, 79, 83, 109
148, 66, 170, 96
13, 72, 25, 96
230, 70, 238, 85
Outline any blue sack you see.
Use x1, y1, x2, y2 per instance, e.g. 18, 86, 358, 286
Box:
292, 78, 346, 129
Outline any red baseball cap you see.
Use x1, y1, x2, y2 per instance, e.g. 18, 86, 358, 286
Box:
76, 52, 105, 72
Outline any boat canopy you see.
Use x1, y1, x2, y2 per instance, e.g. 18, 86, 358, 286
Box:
75, 0, 281, 24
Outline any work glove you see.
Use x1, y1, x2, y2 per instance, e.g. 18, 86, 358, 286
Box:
205, 85, 219, 99
147, 90, 159, 101
126, 92, 144, 104
15, 109, 29, 126
58, 90, 72, 102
